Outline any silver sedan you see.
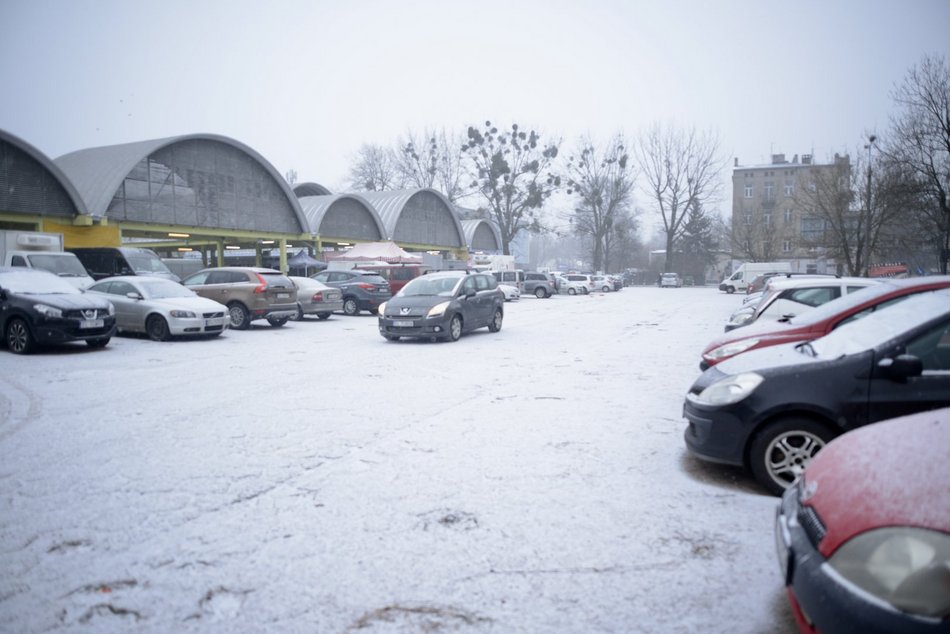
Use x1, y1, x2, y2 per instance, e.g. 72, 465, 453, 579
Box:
289, 276, 344, 320
86, 276, 229, 341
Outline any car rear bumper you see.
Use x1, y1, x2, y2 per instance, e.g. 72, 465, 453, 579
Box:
301, 300, 344, 314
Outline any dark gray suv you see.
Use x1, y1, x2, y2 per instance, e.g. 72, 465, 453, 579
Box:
523, 272, 557, 298
311, 269, 392, 315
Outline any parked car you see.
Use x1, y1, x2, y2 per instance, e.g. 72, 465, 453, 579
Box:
746, 272, 837, 295
523, 271, 557, 298
724, 276, 879, 331
684, 290, 950, 495
563, 274, 594, 294
591, 275, 615, 292
86, 276, 228, 340
0, 267, 115, 354
491, 270, 526, 293
607, 274, 624, 291
311, 269, 392, 316
181, 267, 297, 330
288, 276, 343, 320
701, 276, 950, 369
555, 275, 590, 295
498, 283, 521, 302
69, 247, 180, 282
377, 270, 504, 342
660, 273, 683, 288
775, 408, 950, 633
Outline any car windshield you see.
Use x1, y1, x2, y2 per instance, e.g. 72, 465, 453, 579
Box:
786, 280, 905, 326
126, 252, 174, 274
0, 270, 81, 294
808, 291, 950, 359
138, 279, 195, 299
400, 275, 461, 297
25, 253, 89, 277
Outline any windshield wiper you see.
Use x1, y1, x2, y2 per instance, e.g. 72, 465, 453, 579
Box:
796, 341, 817, 357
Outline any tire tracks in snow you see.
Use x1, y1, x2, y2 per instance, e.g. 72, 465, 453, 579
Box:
0, 376, 40, 442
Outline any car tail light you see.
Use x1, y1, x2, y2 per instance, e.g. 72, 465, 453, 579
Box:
311, 292, 324, 301
253, 273, 268, 294
356, 283, 375, 291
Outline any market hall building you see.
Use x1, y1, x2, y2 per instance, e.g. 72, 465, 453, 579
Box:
0, 129, 502, 269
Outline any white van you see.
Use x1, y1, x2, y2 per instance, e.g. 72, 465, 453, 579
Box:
719, 262, 791, 294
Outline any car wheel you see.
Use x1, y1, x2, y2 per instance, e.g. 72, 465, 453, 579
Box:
603, 286, 610, 293
5, 318, 35, 355
267, 316, 289, 327
749, 418, 835, 496
488, 308, 503, 333
292, 305, 304, 321
145, 315, 171, 341
86, 337, 110, 349
317, 312, 331, 320
343, 298, 359, 316
446, 314, 463, 342
568, 287, 576, 296
228, 302, 250, 330
534, 287, 546, 299
725, 286, 735, 294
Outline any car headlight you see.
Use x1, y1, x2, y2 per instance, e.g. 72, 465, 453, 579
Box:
827, 527, 950, 618
694, 372, 763, 405
169, 310, 196, 318
107, 303, 115, 316
378, 301, 387, 315
33, 304, 62, 319
427, 301, 450, 318
728, 312, 753, 327
704, 338, 761, 362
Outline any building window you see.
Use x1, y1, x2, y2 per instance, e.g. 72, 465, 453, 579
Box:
783, 240, 791, 252
801, 216, 826, 241
764, 213, 771, 227
744, 184, 753, 198
744, 212, 753, 225
785, 180, 794, 196
784, 208, 792, 223
764, 182, 775, 200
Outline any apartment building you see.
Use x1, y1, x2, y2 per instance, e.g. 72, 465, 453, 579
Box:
730, 152, 849, 274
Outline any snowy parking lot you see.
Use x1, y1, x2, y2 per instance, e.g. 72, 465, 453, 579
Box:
1, 286, 797, 633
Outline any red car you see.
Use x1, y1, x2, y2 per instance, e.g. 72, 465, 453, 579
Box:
775, 408, 950, 633
701, 276, 950, 370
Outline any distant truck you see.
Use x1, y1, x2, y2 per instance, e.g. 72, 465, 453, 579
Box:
0, 230, 94, 289
719, 262, 792, 294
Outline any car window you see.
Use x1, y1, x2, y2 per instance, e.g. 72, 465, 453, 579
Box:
905, 319, 950, 371
835, 296, 912, 329
357, 274, 387, 285
786, 287, 838, 307
111, 281, 137, 296
183, 271, 210, 285
462, 276, 477, 294
474, 275, 490, 291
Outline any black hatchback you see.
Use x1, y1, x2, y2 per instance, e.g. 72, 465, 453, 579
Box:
0, 267, 116, 354
311, 269, 392, 316
683, 289, 950, 495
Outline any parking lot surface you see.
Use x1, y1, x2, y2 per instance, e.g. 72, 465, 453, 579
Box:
0, 286, 797, 633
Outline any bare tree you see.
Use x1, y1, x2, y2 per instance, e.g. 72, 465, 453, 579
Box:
284, 169, 298, 186
729, 218, 781, 261
461, 121, 561, 255
885, 54, 950, 273
634, 124, 724, 272
565, 134, 637, 272
795, 151, 910, 276
395, 128, 467, 203
345, 144, 402, 192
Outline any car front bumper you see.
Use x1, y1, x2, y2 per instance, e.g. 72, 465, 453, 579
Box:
775, 486, 946, 634
168, 313, 229, 335
682, 395, 749, 466
29, 315, 116, 345
378, 314, 452, 338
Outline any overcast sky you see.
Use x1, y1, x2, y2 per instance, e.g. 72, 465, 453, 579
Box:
2, 0, 949, 219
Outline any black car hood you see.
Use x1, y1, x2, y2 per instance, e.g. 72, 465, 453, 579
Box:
693, 340, 828, 392
19, 292, 112, 311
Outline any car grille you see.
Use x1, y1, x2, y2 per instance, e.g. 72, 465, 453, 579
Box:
390, 307, 426, 317
203, 311, 225, 318
797, 503, 826, 547
64, 308, 109, 320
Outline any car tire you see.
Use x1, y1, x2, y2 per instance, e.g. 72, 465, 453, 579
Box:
445, 314, 463, 342
5, 318, 35, 355
603, 286, 610, 293
534, 287, 546, 299
488, 308, 503, 333
228, 302, 251, 330
146, 315, 171, 341
292, 305, 304, 321
568, 288, 576, 296
267, 316, 289, 327
343, 298, 359, 316
725, 286, 735, 294
749, 418, 836, 496
317, 312, 331, 320
86, 337, 110, 349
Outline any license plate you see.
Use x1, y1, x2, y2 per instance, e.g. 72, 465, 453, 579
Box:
206, 318, 224, 327
393, 320, 414, 327
277, 293, 290, 299
80, 319, 104, 329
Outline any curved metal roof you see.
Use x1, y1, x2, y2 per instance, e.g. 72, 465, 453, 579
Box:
0, 128, 89, 216
460, 218, 502, 251
54, 133, 308, 233
293, 182, 332, 197
357, 189, 464, 247
297, 194, 386, 239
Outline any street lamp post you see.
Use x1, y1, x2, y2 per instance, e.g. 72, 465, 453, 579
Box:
863, 134, 877, 276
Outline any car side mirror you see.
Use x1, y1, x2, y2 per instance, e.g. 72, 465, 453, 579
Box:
126, 292, 143, 300
878, 354, 924, 382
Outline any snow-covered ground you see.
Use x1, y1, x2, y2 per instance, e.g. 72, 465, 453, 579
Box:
0, 286, 798, 633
